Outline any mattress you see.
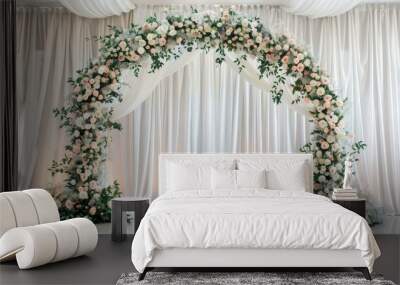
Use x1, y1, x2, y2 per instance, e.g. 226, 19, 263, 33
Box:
131, 189, 380, 272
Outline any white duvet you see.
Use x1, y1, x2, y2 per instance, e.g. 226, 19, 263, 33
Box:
131, 189, 380, 272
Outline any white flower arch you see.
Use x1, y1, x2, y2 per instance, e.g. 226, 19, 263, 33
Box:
50, 9, 365, 222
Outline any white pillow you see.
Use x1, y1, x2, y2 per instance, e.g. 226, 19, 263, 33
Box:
166, 162, 212, 191
236, 169, 267, 189
211, 168, 236, 190
237, 159, 308, 191
267, 165, 306, 191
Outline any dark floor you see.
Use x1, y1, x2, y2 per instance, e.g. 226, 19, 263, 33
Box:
1, 222, 399, 285
0, 235, 134, 285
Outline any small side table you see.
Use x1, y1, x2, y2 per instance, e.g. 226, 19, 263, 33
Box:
332, 198, 366, 218
112, 197, 149, 242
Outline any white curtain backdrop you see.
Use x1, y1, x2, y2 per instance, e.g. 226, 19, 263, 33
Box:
16, 4, 400, 215
16, 7, 135, 190
59, 0, 135, 18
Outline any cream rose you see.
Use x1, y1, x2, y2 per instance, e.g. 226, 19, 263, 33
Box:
168, 29, 177, 36
318, 120, 328, 128
118, 40, 127, 50
316, 87, 325, 96
98, 65, 109, 75
79, 191, 88, 200
146, 33, 156, 41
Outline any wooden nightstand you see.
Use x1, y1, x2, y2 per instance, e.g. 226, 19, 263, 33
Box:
332, 198, 366, 218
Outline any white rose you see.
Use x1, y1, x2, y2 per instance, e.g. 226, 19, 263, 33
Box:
137, 39, 146, 47
137, 47, 145, 55
89, 180, 97, 190
79, 191, 88, 200
66, 150, 73, 158
313, 99, 320, 106
327, 135, 335, 143
146, 33, 156, 41
98, 65, 109, 75
168, 29, 177, 36
318, 120, 328, 129
316, 87, 325, 96
321, 76, 329, 84
204, 24, 212, 33
156, 24, 169, 35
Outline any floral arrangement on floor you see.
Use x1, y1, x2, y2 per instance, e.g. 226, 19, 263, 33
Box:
50, 8, 365, 222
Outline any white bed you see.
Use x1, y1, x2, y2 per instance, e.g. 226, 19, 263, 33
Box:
131, 153, 380, 280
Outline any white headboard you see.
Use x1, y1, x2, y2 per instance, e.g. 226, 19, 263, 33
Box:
159, 153, 313, 195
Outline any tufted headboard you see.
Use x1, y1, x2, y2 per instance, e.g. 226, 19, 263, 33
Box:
159, 153, 313, 195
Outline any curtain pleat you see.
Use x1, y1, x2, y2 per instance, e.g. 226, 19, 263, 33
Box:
16, 4, 400, 214
0, 0, 18, 192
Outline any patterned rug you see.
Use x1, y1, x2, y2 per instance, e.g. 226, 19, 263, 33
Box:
116, 271, 396, 285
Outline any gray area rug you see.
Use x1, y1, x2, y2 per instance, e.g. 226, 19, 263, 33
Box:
116, 272, 396, 285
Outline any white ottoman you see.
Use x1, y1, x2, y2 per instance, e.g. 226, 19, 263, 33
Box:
0, 189, 98, 269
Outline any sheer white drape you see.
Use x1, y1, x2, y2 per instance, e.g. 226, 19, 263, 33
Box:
57, 0, 383, 18
17, 4, 400, 215
16, 7, 134, 189
59, 0, 135, 18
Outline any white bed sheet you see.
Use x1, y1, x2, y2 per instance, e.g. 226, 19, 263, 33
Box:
131, 189, 380, 272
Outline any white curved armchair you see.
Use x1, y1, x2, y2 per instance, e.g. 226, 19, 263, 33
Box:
0, 189, 98, 269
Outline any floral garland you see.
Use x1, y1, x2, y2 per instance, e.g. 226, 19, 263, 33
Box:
50, 8, 365, 222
